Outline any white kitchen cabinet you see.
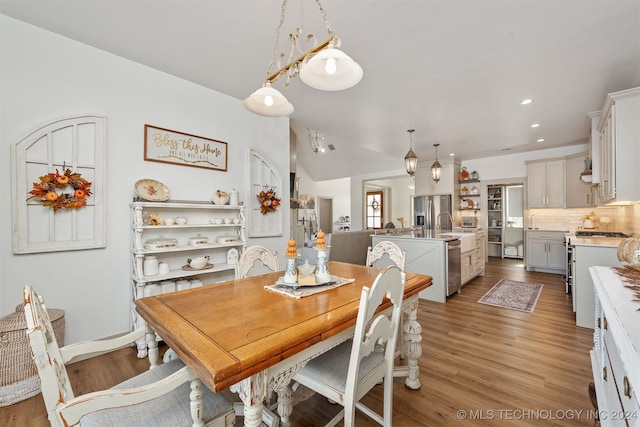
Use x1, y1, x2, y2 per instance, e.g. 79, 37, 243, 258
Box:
565, 152, 595, 208
526, 159, 565, 208
461, 249, 474, 285
590, 267, 640, 427
525, 230, 567, 274
573, 243, 621, 329
415, 158, 460, 197
129, 200, 246, 356
597, 87, 640, 205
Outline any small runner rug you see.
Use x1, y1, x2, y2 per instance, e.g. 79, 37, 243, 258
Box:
478, 279, 543, 313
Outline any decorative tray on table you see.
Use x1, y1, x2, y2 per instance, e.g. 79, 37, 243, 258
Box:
275, 275, 339, 287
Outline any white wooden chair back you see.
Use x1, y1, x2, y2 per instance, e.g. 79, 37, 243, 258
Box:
235, 245, 279, 279
23, 286, 75, 411
23, 285, 235, 427
344, 265, 404, 425
366, 241, 406, 271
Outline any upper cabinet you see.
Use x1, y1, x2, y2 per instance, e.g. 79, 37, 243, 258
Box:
526, 159, 565, 208
597, 87, 640, 205
565, 152, 595, 208
414, 158, 460, 196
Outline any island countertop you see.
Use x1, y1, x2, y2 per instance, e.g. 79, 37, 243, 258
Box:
372, 229, 466, 242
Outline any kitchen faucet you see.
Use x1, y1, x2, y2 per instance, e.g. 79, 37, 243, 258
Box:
436, 211, 454, 230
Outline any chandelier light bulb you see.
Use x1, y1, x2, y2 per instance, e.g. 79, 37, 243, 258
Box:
324, 58, 337, 75
264, 95, 274, 107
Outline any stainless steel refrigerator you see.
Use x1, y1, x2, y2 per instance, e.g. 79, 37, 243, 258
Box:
413, 194, 453, 230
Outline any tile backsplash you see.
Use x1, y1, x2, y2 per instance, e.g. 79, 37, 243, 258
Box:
527, 204, 639, 235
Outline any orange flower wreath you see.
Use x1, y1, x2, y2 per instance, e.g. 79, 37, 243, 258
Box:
27, 168, 92, 211
257, 188, 281, 214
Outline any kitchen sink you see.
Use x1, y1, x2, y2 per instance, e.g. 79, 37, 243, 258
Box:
438, 232, 475, 252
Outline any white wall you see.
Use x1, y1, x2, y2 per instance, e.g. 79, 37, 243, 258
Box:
461, 144, 587, 180
0, 16, 290, 343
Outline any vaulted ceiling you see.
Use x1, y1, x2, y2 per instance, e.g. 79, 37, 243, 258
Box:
2, 0, 639, 180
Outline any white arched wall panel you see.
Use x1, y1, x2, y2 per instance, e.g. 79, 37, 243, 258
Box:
248, 148, 283, 238
11, 115, 107, 253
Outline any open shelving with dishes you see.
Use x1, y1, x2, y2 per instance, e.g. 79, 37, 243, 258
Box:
487, 184, 524, 259
129, 200, 246, 356
487, 185, 504, 257
459, 175, 481, 214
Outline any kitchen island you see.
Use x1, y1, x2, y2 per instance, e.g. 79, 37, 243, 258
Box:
372, 229, 485, 303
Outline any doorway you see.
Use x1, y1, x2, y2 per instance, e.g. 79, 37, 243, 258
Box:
317, 197, 333, 233
487, 183, 524, 259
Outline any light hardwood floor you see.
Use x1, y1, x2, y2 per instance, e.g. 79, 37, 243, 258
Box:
1, 258, 596, 426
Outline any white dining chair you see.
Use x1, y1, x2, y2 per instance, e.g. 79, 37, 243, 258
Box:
366, 240, 406, 272
292, 265, 404, 427
366, 240, 407, 362
234, 245, 279, 279
22, 285, 235, 427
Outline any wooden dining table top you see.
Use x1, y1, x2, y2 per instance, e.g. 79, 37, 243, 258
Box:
135, 261, 432, 392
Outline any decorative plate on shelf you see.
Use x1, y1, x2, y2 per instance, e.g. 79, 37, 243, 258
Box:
182, 263, 214, 271
135, 179, 170, 202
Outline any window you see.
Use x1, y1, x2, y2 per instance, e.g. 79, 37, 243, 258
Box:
366, 191, 383, 229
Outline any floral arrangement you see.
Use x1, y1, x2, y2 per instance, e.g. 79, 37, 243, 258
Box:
27, 168, 92, 211
257, 188, 280, 214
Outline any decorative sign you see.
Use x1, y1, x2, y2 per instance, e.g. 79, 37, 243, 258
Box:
144, 124, 228, 171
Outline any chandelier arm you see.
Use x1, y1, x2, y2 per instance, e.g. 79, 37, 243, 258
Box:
266, 35, 338, 84
265, 0, 289, 80
315, 0, 334, 37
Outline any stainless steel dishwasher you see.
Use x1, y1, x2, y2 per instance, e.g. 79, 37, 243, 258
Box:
445, 239, 462, 295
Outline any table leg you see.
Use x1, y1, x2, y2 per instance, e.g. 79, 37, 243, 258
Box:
400, 298, 422, 389
275, 383, 293, 427
230, 372, 269, 427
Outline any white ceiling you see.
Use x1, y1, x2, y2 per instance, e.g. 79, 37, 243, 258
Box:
2, 1, 639, 181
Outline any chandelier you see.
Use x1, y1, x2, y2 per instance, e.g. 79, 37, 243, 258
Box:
308, 129, 325, 153
243, 0, 363, 117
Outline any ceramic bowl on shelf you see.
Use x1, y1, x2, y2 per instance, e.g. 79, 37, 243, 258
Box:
187, 256, 209, 270
175, 216, 188, 225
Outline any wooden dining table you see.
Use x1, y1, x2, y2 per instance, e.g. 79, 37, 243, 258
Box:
135, 261, 432, 427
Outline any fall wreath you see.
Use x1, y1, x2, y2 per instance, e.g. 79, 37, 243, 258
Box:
27, 168, 92, 211
257, 188, 281, 214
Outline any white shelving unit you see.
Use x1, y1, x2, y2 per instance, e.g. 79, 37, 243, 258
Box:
129, 200, 246, 357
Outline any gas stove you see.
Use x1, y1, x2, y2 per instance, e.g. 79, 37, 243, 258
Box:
574, 231, 629, 238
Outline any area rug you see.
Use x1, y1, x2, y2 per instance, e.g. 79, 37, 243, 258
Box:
478, 279, 543, 313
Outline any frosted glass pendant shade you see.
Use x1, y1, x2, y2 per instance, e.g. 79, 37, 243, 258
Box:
300, 46, 363, 91
243, 83, 294, 117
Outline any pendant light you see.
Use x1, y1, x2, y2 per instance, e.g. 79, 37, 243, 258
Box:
404, 129, 418, 177
431, 143, 442, 183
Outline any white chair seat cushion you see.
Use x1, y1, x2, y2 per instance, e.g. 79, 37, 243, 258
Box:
80, 358, 232, 427
296, 340, 385, 394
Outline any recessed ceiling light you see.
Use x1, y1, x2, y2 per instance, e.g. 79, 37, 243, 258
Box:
531, 123, 540, 128
537, 138, 545, 142
449, 153, 455, 157
520, 99, 533, 105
